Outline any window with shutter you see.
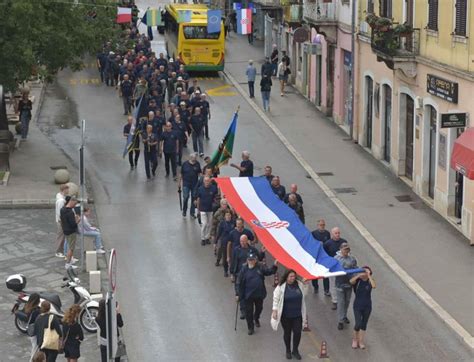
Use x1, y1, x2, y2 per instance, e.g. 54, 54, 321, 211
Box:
368, 0, 374, 13
379, 0, 392, 18
427, 0, 438, 31
455, 0, 467, 36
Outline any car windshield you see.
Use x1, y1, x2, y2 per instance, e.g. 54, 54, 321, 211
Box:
183, 26, 220, 40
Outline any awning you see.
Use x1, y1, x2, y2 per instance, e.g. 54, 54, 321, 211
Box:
450, 128, 474, 180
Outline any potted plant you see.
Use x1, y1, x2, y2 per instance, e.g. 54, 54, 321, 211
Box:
365, 13, 378, 28
393, 23, 413, 37
375, 17, 392, 32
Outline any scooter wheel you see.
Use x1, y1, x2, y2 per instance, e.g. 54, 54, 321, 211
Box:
80, 306, 99, 333
14, 314, 28, 334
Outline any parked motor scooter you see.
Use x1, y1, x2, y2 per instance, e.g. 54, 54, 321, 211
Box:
7, 267, 99, 333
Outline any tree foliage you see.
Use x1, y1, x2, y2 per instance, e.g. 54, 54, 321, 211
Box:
0, 0, 122, 92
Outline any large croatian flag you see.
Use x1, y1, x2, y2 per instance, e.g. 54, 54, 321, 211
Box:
216, 177, 360, 279
237, 8, 252, 35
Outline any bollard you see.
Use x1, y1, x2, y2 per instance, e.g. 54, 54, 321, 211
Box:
89, 270, 101, 294
85, 251, 97, 272
319, 340, 329, 358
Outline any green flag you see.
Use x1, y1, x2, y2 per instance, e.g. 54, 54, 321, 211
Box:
209, 111, 238, 169
146, 8, 162, 26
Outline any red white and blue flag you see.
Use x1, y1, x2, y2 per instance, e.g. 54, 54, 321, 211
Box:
216, 177, 361, 279
116, 7, 132, 24
237, 8, 252, 35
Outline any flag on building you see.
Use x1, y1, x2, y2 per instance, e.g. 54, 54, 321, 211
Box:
215, 177, 364, 279
207, 10, 222, 34
122, 95, 148, 158
145, 8, 163, 27
237, 8, 252, 35
116, 7, 132, 24
177, 10, 192, 23
208, 111, 238, 169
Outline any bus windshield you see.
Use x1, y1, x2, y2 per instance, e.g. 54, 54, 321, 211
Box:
183, 26, 220, 40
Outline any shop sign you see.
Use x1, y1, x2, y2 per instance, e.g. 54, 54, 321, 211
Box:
427, 74, 458, 103
440, 112, 467, 128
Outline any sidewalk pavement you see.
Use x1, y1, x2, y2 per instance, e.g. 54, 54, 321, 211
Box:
223, 34, 474, 338
0, 81, 78, 205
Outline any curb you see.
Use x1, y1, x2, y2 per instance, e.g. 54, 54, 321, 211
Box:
0, 199, 56, 209
223, 69, 474, 349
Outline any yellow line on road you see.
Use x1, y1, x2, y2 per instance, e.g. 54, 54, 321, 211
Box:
207, 84, 237, 97
224, 70, 474, 349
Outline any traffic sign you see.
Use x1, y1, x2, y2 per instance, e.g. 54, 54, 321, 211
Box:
108, 248, 117, 292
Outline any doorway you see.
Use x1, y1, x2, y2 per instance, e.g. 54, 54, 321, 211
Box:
366, 76, 373, 149
405, 96, 414, 180
428, 106, 437, 198
383, 84, 392, 163
316, 54, 322, 107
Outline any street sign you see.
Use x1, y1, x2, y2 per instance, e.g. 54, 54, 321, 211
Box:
441, 112, 467, 128
108, 248, 117, 292
293, 27, 308, 43
426, 74, 458, 104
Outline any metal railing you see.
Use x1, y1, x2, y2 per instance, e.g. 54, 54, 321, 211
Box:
303, 1, 336, 22
370, 28, 420, 57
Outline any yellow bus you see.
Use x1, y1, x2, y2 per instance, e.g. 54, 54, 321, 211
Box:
164, 4, 225, 71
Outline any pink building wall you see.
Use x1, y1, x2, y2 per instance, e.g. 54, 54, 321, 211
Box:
333, 29, 352, 124
309, 28, 317, 102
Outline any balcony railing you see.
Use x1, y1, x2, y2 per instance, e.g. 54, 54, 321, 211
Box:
370, 28, 420, 58
283, 4, 303, 22
303, 1, 336, 23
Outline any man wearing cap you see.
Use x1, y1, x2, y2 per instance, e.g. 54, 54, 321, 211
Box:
246, 60, 257, 98
323, 227, 348, 309
335, 243, 357, 330
230, 151, 254, 177
60, 196, 80, 269
236, 255, 278, 335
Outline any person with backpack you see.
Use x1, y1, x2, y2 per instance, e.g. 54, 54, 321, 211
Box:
62, 304, 84, 361
25, 293, 41, 361
235, 254, 278, 335
33, 301, 62, 362
271, 270, 309, 360
260, 74, 272, 112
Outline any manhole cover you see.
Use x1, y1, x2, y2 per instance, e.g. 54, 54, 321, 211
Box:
410, 202, 427, 210
317, 172, 334, 176
334, 187, 357, 194
395, 195, 413, 202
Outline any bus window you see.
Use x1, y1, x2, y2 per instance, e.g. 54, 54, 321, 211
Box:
183, 26, 220, 40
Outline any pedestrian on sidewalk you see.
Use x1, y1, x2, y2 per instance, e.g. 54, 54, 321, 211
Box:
160, 122, 179, 180
246, 60, 257, 98
310, 219, 331, 294
60, 196, 80, 270
350, 266, 376, 349
261, 57, 273, 78
34, 301, 62, 362
271, 270, 309, 360
54, 184, 69, 258
230, 150, 254, 177
196, 176, 218, 245
78, 208, 105, 254
119, 74, 133, 115
190, 107, 205, 157
277, 60, 289, 96
25, 293, 41, 361
260, 74, 272, 112
123, 116, 140, 170
335, 243, 357, 330
236, 254, 278, 335
179, 153, 202, 218
142, 124, 159, 180
271, 44, 279, 76
16, 91, 33, 140
323, 227, 348, 309
62, 304, 84, 362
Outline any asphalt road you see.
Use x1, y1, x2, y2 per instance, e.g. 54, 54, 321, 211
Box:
39, 33, 473, 362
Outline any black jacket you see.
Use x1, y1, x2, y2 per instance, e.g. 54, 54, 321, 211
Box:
323, 238, 347, 257
60, 206, 77, 236
236, 264, 278, 300
230, 245, 262, 275
260, 77, 272, 92
34, 313, 62, 348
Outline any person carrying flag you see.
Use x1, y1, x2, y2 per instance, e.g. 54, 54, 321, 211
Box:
123, 116, 140, 170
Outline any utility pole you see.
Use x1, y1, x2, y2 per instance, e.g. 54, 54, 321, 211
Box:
79, 119, 85, 271
350, 0, 356, 140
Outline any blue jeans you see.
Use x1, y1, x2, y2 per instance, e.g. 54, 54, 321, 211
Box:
182, 185, 197, 216
271, 63, 277, 76
261, 91, 271, 111
20, 113, 30, 139
83, 230, 103, 249
192, 130, 204, 154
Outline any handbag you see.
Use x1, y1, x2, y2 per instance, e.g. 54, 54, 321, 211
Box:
115, 328, 127, 358
41, 314, 60, 351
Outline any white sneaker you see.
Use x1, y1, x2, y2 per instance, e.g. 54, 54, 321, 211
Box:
55, 252, 64, 258
65, 264, 78, 270
96, 249, 106, 254
70, 257, 79, 264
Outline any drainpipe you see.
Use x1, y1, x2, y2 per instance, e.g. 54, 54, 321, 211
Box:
350, 0, 356, 140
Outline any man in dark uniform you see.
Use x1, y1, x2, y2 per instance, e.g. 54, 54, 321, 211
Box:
311, 219, 331, 294
227, 218, 255, 280
271, 176, 286, 200
230, 151, 254, 177
160, 122, 179, 180
120, 74, 133, 115
200, 94, 211, 140
287, 194, 305, 224
123, 116, 140, 170
172, 114, 188, 166
261, 165, 274, 183
236, 254, 278, 335
190, 107, 205, 157
142, 124, 158, 180
179, 153, 202, 218
323, 227, 348, 309
284, 184, 303, 204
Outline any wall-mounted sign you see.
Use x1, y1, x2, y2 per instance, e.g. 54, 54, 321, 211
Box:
427, 74, 458, 104
440, 112, 467, 128
293, 27, 309, 43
